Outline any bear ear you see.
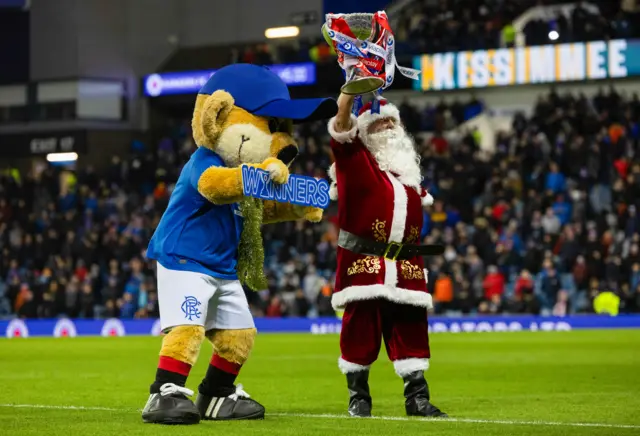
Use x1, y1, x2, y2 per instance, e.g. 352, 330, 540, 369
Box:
194, 90, 235, 147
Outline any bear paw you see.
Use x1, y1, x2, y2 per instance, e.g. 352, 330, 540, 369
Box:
262, 158, 289, 184
304, 207, 323, 223
293, 205, 323, 223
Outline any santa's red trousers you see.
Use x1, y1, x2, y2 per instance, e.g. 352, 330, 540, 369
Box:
340, 299, 430, 366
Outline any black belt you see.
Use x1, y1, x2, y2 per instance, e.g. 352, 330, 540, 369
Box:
338, 230, 444, 261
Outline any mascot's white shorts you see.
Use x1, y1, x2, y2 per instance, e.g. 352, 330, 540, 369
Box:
156, 262, 255, 332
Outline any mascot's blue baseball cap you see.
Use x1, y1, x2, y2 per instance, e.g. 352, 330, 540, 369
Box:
199, 64, 337, 122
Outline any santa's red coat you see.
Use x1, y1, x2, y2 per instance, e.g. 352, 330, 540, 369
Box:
328, 114, 432, 310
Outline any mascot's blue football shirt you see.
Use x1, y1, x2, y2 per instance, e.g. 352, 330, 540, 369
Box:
147, 147, 243, 279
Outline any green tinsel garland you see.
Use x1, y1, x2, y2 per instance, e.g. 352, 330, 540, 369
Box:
237, 196, 268, 291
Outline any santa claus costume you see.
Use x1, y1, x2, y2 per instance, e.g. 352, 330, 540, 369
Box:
327, 98, 447, 418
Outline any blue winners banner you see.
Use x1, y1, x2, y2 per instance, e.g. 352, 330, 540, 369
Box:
242, 165, 331, 209
413, 39, 640, 91
144, 63, 316, 97
2, 315, 640, 338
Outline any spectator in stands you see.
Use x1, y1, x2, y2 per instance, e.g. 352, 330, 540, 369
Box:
482, 266, 505, 301
3, 82, 640, 319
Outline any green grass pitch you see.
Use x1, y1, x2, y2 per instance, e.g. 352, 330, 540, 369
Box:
1, 330, 639, 436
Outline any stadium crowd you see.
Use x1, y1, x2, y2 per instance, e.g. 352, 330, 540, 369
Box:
1, 86, 640, 320
395, 0, 640, 54
237, 0, 640, 65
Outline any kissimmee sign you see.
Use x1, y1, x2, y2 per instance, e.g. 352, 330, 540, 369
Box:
413, 39, 639, 91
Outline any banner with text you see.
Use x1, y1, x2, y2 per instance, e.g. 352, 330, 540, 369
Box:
242, 165, 330, 209
413, 39, 640, 91
144, 63, 316, 97
0, 131, 87, 158
2, 315, 639, 338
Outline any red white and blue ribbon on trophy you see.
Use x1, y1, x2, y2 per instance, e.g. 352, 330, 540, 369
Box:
324, 11, 421, 115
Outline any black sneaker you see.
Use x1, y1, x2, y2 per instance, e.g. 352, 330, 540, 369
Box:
196, 384, 265, 420
142, 383, 201, 425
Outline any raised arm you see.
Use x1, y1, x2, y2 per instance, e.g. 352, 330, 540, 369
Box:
328, 93, 358, 144
334, 93, 356, 132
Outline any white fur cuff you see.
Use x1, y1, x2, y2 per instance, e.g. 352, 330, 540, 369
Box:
393, 358, 430, 377
424, 292, 433, 310
422, 193, 434, 207
328, 115, 358, 144
328, 163, 336, 182
329, 184, 338, 201
338, 357, 370, 374
328, 163, 338, 201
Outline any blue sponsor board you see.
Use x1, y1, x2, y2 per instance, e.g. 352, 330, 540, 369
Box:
2, 315, 639, 338
241, 165, 330, 209
143, 63, 316, 97
0, 0, 27, 7
413, 39, 640, 91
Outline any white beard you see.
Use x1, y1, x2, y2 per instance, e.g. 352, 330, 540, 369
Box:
363, 125, 422, 189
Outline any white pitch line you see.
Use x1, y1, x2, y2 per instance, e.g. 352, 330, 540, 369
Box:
271, 413, 640, 429
1, 404, 638, 430
0, 404, 124, 412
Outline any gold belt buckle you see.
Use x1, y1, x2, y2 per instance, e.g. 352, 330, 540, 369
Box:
382, 242, 403, 261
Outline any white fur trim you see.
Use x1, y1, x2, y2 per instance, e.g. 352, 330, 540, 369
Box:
329, 184, 338, 201
331, 284, 433, 310
393, 358, 430, 377
423, 292, 433, 311
266, 162, 288, 183
387, 172, 407, 243
422, 269, 433, 310
328, 163, 338, 201
383, 172, 407, 288
328, 115, 358, 144
384, 258, 397, 288
357, 103, 400, 138
422, 192, 434, 207
338, 357, 370, 374
328, 163, 336, 182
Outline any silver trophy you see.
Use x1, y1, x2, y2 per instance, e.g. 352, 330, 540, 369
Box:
322, 13, 387, 95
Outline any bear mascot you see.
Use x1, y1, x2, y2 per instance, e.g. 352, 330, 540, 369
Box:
142, 64, 337, 424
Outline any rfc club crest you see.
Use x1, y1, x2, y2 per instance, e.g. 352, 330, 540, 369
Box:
181, 296, 202, 321
6, 319, 29, 338
53, 318, 77, 337
101, 318, 126, 337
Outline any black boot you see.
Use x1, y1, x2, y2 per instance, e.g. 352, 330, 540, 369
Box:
346, 371, 372, 417
142, 383, 201, 425
403, 371, 448, 418
195, 384, 265, 420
